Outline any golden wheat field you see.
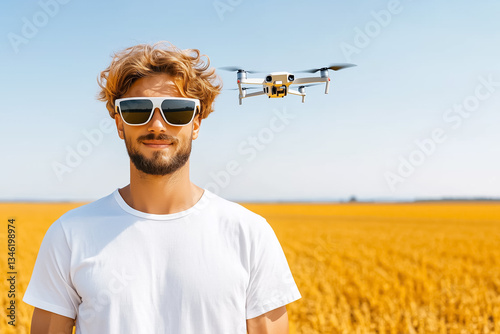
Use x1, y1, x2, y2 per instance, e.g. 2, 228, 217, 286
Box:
1, 201, 499, 334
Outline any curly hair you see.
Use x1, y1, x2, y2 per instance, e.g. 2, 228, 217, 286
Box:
97, 41, 222, 119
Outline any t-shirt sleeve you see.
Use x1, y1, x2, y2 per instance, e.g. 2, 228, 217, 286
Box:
23, 219, 80, 319
245, 219, 301, 319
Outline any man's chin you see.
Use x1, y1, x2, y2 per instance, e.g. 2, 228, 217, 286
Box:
129, 151, 190, 176
125, 137, 192, 176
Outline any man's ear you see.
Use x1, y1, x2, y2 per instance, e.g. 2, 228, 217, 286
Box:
192, 114, 201, 140
115, 113, 124, 140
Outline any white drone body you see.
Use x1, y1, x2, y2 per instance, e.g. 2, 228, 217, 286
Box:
222, 64, 356, 105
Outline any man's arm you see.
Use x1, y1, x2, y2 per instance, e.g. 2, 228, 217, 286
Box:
246, 306, 289, 334
30, 308, 75, 334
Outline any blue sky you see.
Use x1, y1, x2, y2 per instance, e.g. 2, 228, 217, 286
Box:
1, 0, 500, 201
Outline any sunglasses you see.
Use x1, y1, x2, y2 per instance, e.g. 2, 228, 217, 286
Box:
115, 97, 200, 126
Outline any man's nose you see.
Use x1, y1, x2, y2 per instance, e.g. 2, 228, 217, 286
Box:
147, 108, 167, 131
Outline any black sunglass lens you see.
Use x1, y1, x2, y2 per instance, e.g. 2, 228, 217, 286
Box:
161, 100, 196, 125
119, 99, 154, 124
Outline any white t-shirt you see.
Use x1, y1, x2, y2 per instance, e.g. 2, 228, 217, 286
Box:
23, 188, 301, 333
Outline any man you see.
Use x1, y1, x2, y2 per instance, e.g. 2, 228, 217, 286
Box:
23, 42, 301, 333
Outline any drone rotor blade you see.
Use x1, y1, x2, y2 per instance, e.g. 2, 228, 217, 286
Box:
219, 66, 259, 74
219, 66, 243, 72
299, 83, 323, 88
296, 68, 321, 74
227, 87, 261, 91
297, 63, 356, 73
296, 68, 317, 74
327, 63, 357, 71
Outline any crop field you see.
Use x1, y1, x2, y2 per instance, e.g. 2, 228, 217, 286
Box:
1, 201, 500, 333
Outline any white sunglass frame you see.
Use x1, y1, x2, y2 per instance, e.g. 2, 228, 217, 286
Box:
115, 97, 200, 127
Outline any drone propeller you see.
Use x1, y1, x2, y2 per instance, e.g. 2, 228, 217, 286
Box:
298, 63, 356, 73
298, 83, 323, 88
227, 87, 261, 91
219, 66, 259, 73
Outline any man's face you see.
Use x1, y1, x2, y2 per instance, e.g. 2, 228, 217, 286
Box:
115, 73, 201, 176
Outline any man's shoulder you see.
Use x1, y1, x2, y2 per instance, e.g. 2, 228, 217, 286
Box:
57, 190, 118, 224
204, 190, 269, 228
205, 190, 260, 215
39, 190, 119, 243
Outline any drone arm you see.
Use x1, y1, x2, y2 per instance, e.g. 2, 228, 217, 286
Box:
244, 91, 266, 98
240, 78, 265, 85
239, 90, 266, 105
288, 89, 306, 103
288, 89, 303, 96
292, 77, 327, 85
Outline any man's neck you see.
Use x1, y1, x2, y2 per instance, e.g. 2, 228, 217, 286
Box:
118, 160, 204, 215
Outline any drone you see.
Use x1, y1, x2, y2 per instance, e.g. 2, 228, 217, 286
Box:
221, 64, 356, 104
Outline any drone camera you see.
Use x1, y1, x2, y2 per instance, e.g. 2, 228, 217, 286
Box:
288, 74, 294, 82
265, 75, 273, 83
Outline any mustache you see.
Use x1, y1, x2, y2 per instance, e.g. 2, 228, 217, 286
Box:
137, 133, 179, 144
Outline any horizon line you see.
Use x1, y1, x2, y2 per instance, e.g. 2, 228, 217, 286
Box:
2, 196, 500, 204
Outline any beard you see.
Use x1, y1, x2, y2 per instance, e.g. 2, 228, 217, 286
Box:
124, 131, 192, 176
